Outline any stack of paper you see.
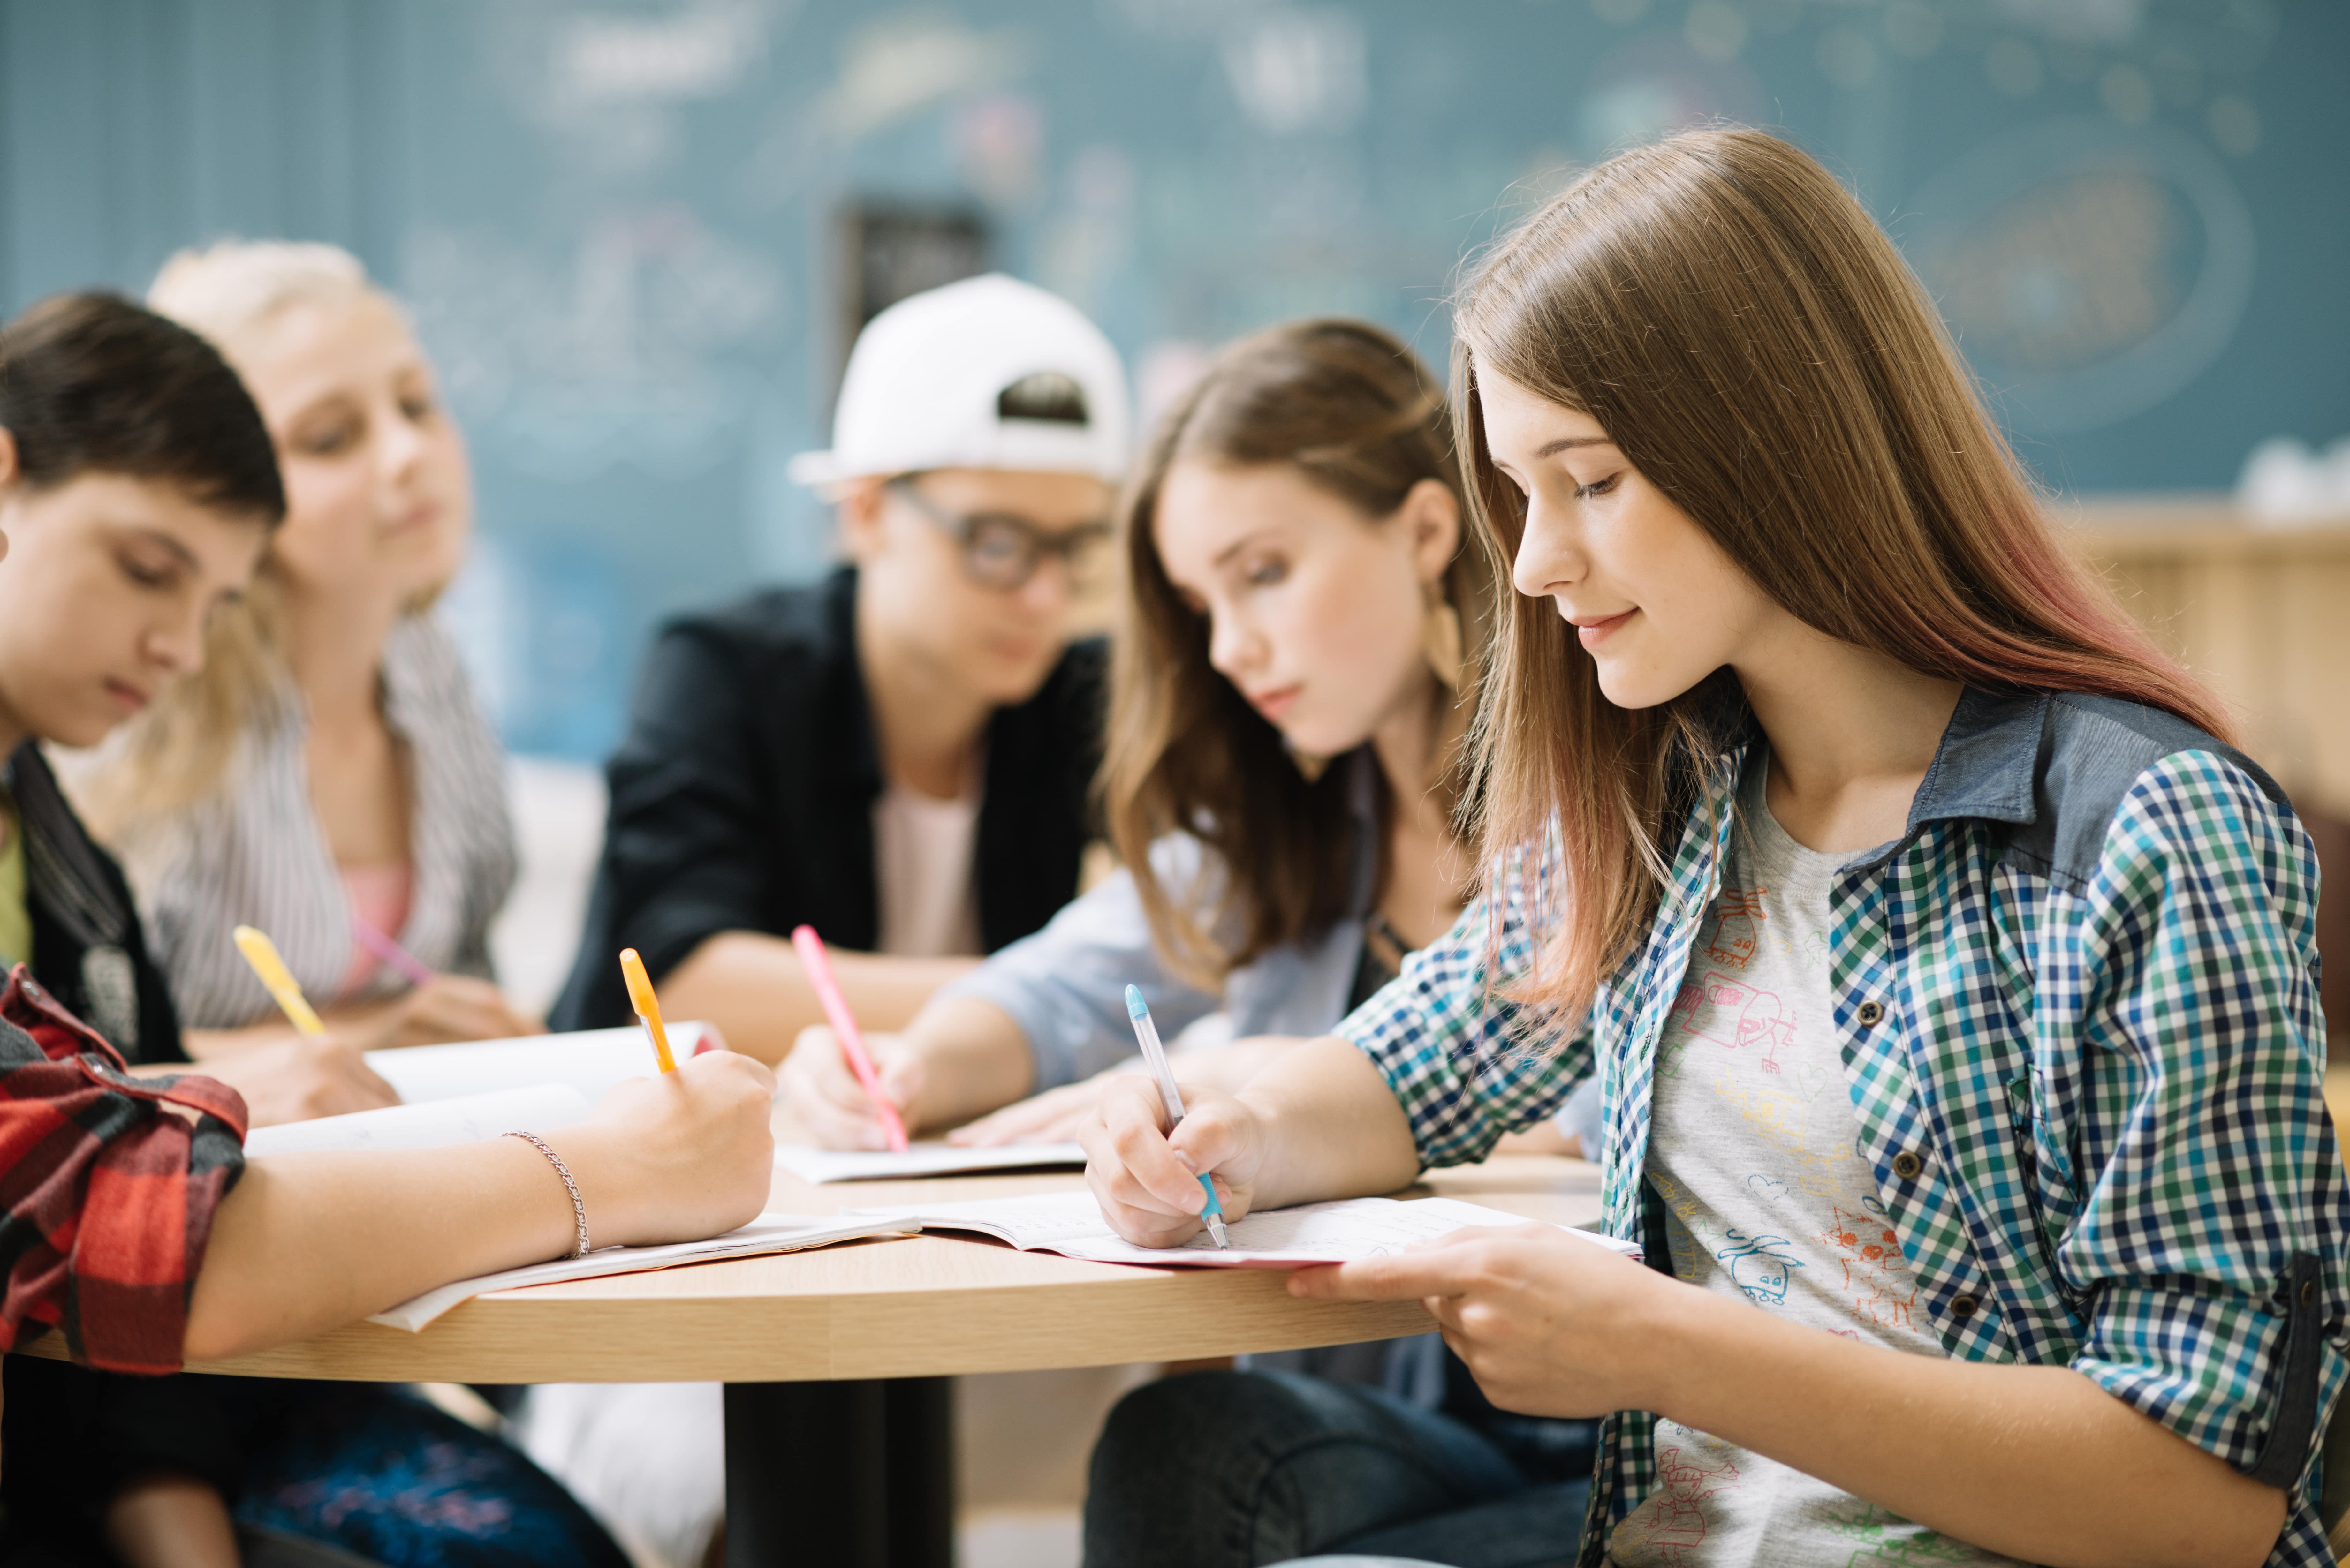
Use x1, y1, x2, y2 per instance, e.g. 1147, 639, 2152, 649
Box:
845, 1190, 1643, 1270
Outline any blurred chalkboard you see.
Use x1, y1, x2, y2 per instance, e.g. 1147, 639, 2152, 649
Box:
828, 200, 987, 413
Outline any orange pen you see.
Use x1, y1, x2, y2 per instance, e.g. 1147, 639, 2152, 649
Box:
618, 948, 678, 1073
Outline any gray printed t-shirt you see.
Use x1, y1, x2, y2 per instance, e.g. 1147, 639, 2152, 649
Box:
1606, 760, 2017, 1568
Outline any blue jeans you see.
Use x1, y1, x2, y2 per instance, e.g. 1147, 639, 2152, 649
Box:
1082, 1371, 1590, 1568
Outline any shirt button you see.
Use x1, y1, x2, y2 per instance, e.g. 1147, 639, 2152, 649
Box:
1891, 1150, 1924, 1180
1855, 1000, 1885, 1028
1950, 1294, 1980, 1320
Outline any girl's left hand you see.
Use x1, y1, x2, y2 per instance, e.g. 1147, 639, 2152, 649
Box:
1288, 1222, 1681, 1419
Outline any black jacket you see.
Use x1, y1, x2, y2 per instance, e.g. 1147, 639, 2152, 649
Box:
551, 567, 1105, 1031
6, 743, 182, 1064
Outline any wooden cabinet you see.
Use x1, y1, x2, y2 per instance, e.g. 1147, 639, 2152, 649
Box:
2067, 497, 2350, 1048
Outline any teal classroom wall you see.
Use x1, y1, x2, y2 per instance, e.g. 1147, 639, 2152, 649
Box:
2, 0, 2343, 758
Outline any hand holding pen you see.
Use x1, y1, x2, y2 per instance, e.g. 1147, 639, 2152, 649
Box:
1078, 988, 1259, 1248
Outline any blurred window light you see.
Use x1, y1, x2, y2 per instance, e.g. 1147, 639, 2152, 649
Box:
1985, 37, 2044, 98
1684, 2, 1747, 64
1219, 8, 1368, 134
2099, 64, 2155, 125
1884, 1, 1944, 62
1992, 0, 2146, 48
2207, 95, 2261, 157
1816, 28, 1878, 90
555, 1, 767, 104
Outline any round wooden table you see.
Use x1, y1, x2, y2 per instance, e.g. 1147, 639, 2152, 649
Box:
109, 1155, 1603, 1568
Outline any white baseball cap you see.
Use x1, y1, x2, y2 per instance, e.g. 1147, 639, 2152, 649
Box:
789, 273, 1130, 488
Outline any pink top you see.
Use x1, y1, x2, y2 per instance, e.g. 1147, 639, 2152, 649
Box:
338, 862, 416, 1001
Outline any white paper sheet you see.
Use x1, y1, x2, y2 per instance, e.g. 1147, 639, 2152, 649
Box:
845, 1190, 1642, 1269
245, 1085, 593, 1155
774, 1141, 1088, 1184
367, 1213, 920, 1331
364, 1023, 717, 1106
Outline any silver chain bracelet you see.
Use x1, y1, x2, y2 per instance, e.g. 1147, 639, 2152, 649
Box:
504, 1130, 591, 1258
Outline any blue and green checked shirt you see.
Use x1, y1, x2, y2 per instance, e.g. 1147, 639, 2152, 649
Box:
1340, 688, 2348, 1567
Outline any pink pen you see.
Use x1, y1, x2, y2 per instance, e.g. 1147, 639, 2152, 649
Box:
790, 924, 909, 1151
353, 918, 435, 988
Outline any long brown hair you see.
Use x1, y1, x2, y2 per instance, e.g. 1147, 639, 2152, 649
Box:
1106, 318, 1492, 984
1453, 127, 2230, 1021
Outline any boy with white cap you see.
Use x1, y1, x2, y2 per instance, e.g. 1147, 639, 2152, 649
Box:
533, 275, 1125, 1568
553, 275, 1125, 1080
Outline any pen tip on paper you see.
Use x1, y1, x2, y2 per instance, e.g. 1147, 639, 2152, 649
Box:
1206, 1214, 1229, 1248
1126, 984, 1148, 1020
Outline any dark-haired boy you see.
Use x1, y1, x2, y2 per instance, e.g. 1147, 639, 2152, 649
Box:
554, 273, 1126, 1104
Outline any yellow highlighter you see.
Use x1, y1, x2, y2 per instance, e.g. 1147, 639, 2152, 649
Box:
618, 948, 678, 1073
231, 925, 326, 1036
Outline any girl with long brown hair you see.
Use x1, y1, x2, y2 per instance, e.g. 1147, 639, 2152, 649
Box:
1079, 128, 2342, 1568
784, 316, 1525, 1149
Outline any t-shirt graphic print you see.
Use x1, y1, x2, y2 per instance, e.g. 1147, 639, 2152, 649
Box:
1606, 758, 2018, 1568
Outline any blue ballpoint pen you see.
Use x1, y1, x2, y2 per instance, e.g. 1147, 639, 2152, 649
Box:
1125, 984, 1230, 1248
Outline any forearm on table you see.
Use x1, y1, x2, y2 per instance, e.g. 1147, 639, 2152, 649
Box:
1644, 1286, 2285, 1568
185, 1138, 578, 1362
661, 931, 977, 1066
899, 995, 1041, 1129
1240, 1036, 1420, 1208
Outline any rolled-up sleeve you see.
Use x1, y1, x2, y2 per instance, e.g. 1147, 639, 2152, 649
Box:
938, 836, 1226, 1091
1337, 854, 1595, 1171
2062, 751, 2346, 1487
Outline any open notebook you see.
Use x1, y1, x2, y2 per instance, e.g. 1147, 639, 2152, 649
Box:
845, 1190, 1643, 1270
362, 1023, 719, 1105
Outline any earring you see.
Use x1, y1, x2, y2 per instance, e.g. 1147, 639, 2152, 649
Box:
1423, 591, 1464, 692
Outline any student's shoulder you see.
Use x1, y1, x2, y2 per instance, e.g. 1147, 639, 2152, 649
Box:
649, 571, 853, 678
2021, 691, 2293, 887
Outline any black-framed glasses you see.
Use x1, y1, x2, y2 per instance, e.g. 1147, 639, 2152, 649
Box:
888, 478, 1115, 592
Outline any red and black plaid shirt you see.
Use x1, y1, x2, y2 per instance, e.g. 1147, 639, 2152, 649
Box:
0, 965, 246, 1375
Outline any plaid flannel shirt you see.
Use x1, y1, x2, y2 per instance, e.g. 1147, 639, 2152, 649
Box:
0, 965, 246, 1374
1340, 689, 2347, 1568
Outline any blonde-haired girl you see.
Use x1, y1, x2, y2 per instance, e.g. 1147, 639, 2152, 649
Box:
74, 240, 536, 1085
1079, 128, 2342, 1568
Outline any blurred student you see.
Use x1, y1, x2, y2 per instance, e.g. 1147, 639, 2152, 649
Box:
1079, 129, 2339, 1568
69, 241, 535, 1076
0, 290, 777, 1568
550, 274, 1127, 1064
787, 319, 1493, 1143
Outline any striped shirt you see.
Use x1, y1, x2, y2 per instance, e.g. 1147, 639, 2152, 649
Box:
108, 614, 516, 1030
1338, 688, 2346, 1568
